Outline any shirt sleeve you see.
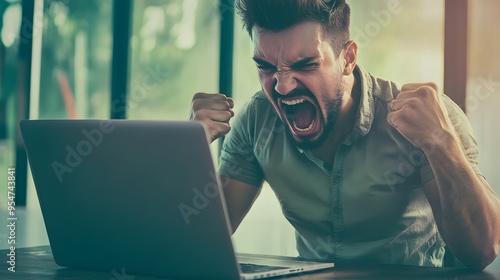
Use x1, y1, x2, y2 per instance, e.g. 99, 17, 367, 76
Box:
218, 96, 265, 187
420, 94, 483, 183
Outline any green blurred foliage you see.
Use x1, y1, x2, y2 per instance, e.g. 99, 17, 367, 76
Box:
39, 0, 112, 119
128, 0, 219, 120
37, 0, 222, 120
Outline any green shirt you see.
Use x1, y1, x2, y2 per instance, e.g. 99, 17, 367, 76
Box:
219, 66, 481, 267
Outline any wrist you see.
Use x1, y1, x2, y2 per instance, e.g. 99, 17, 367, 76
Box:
421, 128, 463, 161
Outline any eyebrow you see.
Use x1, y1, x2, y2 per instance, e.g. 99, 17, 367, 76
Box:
252, 56, 319, 68
289, 57, 319, 68
252, 57, 275, 67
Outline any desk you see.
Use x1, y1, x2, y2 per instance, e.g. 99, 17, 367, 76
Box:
1, 246, 499, 280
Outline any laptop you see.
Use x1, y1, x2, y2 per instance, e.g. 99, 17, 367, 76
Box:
20, 120, 334, 279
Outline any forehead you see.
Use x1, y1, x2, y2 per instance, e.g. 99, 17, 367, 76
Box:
252, 21, 329, 61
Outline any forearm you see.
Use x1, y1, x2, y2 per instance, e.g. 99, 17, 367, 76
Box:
424, 131, 500, 269
221, 176, 262, 233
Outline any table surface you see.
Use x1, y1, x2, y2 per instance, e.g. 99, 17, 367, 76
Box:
0, 246, 499, 280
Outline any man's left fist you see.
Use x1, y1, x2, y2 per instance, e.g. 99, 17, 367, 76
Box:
387, 82, 456, 151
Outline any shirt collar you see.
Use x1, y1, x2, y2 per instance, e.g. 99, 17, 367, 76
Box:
352, 65, 375, 139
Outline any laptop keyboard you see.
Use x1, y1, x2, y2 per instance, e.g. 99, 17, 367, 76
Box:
239, 263, 289, 274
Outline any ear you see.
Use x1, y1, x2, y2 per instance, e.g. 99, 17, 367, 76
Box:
342, 40, 357, 75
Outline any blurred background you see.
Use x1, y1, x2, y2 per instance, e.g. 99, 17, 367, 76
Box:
0, 0, 498, 268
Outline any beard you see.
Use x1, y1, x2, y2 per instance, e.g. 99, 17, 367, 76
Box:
290, 71, 345, 149
292, 88, 343, 150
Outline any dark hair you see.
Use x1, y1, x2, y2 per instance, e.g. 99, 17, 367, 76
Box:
235, 0, 351, 56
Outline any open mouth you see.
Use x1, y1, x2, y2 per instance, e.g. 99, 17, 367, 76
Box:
279, 96, 320, 137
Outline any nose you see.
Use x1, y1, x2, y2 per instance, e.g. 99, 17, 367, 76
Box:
274, 71, 298, 96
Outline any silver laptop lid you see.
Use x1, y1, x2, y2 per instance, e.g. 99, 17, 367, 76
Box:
21, 120, 241, 279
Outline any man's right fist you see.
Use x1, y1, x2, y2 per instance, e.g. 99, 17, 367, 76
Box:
189, 93, 235, 143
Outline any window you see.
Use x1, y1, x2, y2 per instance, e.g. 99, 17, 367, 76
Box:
351, 0, 444, 87
128, 0, 220, 120
0, 0, 22, 208
466, 1, 500, 269
16, 0, 113, 207
467, 0, 500, 206
37, 0, 112, 119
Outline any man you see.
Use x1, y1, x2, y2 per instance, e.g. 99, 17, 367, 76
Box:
190, 0, 499, 269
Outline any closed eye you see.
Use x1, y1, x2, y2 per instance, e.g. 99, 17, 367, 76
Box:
257, 64, 277, 74
253, 57, 277, 74
293, 63, 318, 71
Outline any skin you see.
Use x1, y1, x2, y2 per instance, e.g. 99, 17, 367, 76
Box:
190, 21, 500, 270
252, 23, 346, 150
388, 83, 500, 270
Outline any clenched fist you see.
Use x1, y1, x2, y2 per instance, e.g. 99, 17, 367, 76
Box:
189, 92, 235, 143
387, 83, 457, 152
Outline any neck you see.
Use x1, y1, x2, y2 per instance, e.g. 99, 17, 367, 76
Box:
312, 71, 361, 164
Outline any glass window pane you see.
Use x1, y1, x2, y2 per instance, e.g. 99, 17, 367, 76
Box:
38, 0, 112, 119
351, 0, 444, 87
128, 0, 220, 120
467, 0, 500, 217
468, 1, 500, 269
0, 1, 22, 208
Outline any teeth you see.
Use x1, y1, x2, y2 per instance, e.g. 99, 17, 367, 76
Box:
293, 119, 315, 132
282, 98, 305, 106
